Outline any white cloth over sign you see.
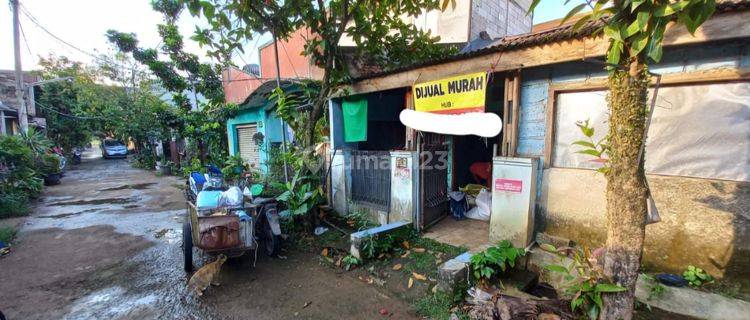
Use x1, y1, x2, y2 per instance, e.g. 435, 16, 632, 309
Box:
399, 109, 502, 137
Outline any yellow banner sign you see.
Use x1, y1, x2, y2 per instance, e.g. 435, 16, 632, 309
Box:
412, 72, 487, 114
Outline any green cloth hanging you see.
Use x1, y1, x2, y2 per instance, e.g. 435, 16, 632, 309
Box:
342, 97, 368, 142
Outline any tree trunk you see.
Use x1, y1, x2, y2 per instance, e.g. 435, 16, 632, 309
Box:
600, 67, 649, 319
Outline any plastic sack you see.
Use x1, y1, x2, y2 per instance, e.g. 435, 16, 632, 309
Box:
465, 188, 491, 221
448, 191, 468, 220
219, 186, 244, 207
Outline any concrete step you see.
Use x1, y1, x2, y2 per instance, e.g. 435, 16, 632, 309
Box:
349, 220, 411, 259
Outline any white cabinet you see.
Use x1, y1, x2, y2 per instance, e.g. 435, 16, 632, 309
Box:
489, 157, 538, 248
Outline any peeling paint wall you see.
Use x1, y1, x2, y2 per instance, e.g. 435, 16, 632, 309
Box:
539, 169, 750, 283
519, 41, 750, 284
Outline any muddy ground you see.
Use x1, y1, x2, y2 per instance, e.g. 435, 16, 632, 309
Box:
0, 149, 416, 320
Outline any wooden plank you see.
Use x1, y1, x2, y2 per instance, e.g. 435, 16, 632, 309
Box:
349, 10, 750, 95
543, 86, 556, 168
501, 76, 511, 156
550, 67, 750, 93
511, 71, 521, 156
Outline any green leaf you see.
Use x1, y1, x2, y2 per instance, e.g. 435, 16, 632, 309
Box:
276, 190, 292, 202
571, 14, 593, 33
592, 292, 603, 309
576, 149, 603, 158
636, 11, 651, 29
631, 0, 647, 13
561, 4, 588, 25
545, 265, 568, 273
200, 1, 215, 20
539, 243, 557, 252
630, 32, 649, 56
587, 304, 600, 320
528, 0, 542, 15
622, 20, 641, 38
595, 283, 627, 293
607, 40, 623, 66
603, 25, 622, 41
572, 140, 597, 149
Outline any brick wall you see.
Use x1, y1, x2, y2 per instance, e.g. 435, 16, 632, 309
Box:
470, 0, 533, 40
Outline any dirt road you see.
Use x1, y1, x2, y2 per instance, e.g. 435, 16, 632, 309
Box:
0, 150, 416, 320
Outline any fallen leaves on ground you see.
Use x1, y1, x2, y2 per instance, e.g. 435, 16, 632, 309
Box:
413, 248, 426, 253
321, 248, 328, 257
402, 240, 410, 249
401, 251, 410, 258
303, 301, 312, 308
412, 272, 427, 281
408, 277, 414, 288
392, 263, 402, 271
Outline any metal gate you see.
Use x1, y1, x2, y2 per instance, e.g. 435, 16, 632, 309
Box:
420, 133, 448, 227
350, 150, 391, 211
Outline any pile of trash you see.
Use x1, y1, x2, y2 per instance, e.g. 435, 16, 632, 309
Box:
448, 184, 491, 221
462, 286, 573, 320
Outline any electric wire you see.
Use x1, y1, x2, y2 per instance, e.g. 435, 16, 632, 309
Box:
33, 100, 107, 121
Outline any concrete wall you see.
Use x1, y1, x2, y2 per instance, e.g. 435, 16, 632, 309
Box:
222, 67, 262, 105
470, 0, 533, 40
517, 41, 750, 283
259, 27, 324, 81
390, 151, 417, 223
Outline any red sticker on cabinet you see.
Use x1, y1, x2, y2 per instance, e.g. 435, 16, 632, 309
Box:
495, 179, 522, 193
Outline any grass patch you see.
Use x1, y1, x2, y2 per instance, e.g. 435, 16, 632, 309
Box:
412, 237, 466, 257
404, 251, 438, 277
0, 226, 17, 244
414, 291, 469, 320
402, 237, 466, 278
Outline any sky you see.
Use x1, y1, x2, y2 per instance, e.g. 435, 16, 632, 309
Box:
0, 0, 579, 72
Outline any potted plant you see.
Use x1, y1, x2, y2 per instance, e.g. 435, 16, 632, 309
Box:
159, 160, 174, 175
40, 153, 62, 185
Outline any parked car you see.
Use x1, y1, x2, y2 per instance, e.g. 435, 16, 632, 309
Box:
100, 139, 127, 159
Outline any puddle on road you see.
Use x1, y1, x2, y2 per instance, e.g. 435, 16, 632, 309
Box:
49, 197, 139, 206
37, 209, 98, 219
98, 182, 157, 192
65, 286, 158, 320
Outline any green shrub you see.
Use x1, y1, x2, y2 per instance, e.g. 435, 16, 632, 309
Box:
683, 265, 714, 287
131, 151, 156, 169
470, 240, 525, 286
0, 226, 17, 244
414, 291, 469, 320
221, 154, 247, 182
39, 154, 62, 175
0, 134, 44, 198
0, 191, 30, 218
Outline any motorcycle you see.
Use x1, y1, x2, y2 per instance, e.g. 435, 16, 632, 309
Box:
71, 147, 82, 165
51, 146, 67, 176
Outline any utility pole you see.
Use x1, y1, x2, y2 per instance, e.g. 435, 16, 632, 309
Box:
12, 0, 29, 133
272, 29, 290, 184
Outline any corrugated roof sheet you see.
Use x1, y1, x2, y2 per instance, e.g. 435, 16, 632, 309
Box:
354, 0, 750, 81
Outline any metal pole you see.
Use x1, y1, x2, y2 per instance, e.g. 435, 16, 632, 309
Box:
12, 0, 28, 133
272, 29, 290, 183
